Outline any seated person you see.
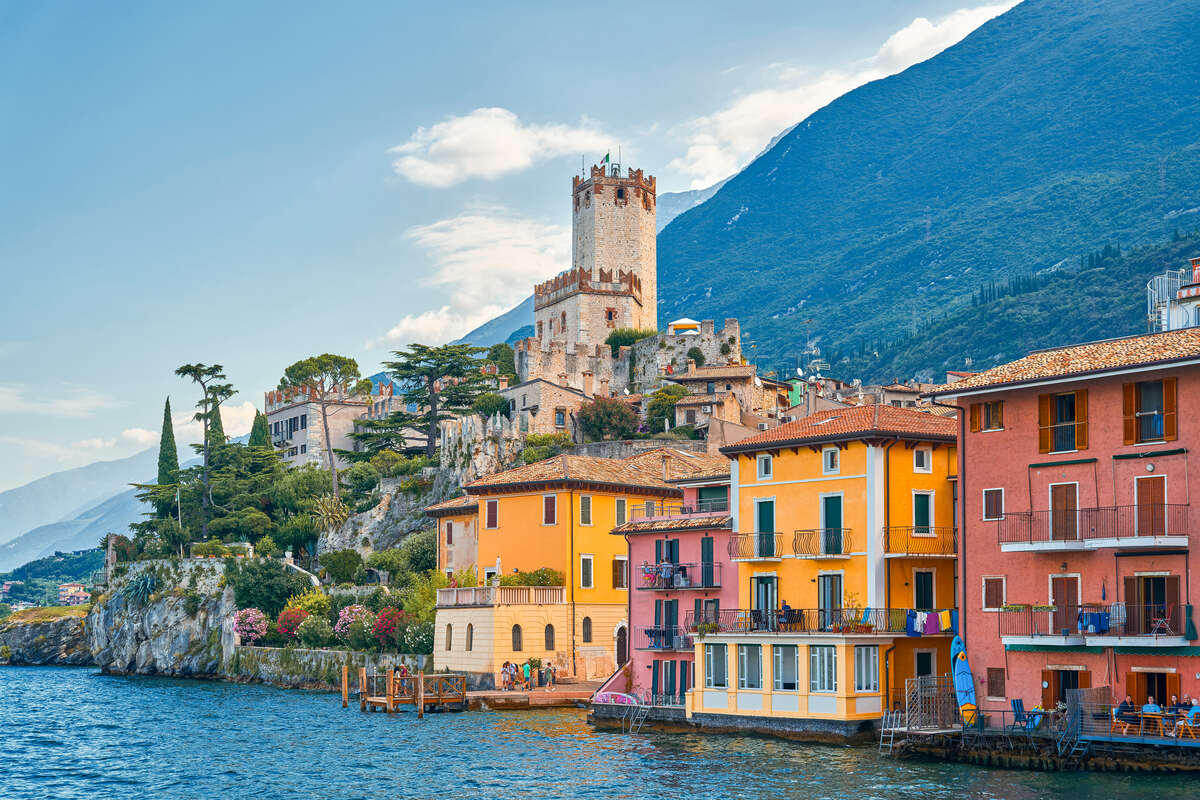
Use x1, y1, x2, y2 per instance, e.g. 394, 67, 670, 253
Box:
1142, 695, 1162, 714
1168, 694, 1186, 715
1115, 695, 1137, 734
1190, 699, 1200, 725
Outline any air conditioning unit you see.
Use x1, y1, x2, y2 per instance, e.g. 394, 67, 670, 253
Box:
757, 422, 769, 431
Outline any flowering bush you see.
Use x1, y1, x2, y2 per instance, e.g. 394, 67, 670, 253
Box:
402, 620, 433, 654
285, 588, 331, 619
276, 607, 310, 640
372, 608, 409, 651
346, 617, 375, 651
234, 608, 268, 644
296, 615, 334, 648
334, 604, 372, 639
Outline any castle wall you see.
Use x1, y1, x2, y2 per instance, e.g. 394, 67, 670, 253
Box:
631, 319, 742, 389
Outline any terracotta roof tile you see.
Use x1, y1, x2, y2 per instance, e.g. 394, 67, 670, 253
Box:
613, 514, 732, 534
721, 404, 956, 453
464, 447, 727, 494
675, 393, 725, 406
928, 328, 1200, 394
424, 495, 478, 515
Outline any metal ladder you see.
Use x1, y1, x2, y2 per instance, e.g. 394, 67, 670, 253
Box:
627, 702, 651, 733
879, 709, 899, 755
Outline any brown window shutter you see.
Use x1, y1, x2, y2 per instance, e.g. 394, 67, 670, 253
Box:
1163, 377, 1178, 441
1167, 673, 1182, 702
1122, 383, 1137, 444
1037, 394, 1052, 453
995, 401, 1004, 429
969, 403, 981, 433
1123, 576, 1139, 607
1074, 389, 1088, 450
1078, 670, 1092, 690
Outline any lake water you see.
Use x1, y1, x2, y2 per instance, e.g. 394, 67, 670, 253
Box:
0, 667, 1192, 799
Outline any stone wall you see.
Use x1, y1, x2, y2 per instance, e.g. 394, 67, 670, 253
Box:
631, 319, 742, 390
0, 613, 91, 666
440, 413, 525, 486
319, 467, 460, 554
225, 645, 432, 691
570, 439, 707, 460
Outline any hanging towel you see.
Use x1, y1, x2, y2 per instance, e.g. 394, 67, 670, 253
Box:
939, 609, 952, 631
950, 609, 959, 633
915, 611, 929, 635
924, 613, 940, 635
906, 609, 920, 636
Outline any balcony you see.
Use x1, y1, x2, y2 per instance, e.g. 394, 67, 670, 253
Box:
628, 499, 729, 521
998, 603, 1189, 646
884, 526, 957, 558
436, 585, 565, 607
996, 504, 1189, 552
728, 532, 789, 560
636, 625, 695, 652
683, 607, 955, 636
793, 528, 855, 559
635, 562, 721, 590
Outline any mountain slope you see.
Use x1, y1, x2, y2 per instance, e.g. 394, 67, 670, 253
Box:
0, 487, 142, 572
656, 0, 1200, 372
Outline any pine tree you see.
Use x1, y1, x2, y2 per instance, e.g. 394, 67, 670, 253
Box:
155, 397, 179, 519
248, 411, 270, 447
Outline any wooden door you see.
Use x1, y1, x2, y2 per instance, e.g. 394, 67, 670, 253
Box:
1136, 476, 1166, 537
1041, 669, 1057, 709
1051, 576, 1079, 635
1050, 484, 1078, 541
1079, 670, 1092, 690
1126, 671, 1147, 705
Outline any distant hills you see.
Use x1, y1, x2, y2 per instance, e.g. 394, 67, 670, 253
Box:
655, 0, 1200, 379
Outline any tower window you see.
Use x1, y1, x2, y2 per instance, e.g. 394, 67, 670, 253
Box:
617, 187, 625, 199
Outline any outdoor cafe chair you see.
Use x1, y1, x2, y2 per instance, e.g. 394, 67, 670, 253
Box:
1150, 603, 1176, 636
1008, 699, 1039, 741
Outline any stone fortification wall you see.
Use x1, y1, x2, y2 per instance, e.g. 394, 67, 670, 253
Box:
631, 319, 742, 389
570, 439, 706, 460
226, 646, 431, 691
514, 337, 632, 396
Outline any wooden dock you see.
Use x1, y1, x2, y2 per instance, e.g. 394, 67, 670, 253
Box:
341, 666, 468, 714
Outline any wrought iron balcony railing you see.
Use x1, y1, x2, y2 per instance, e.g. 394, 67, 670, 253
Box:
998, 603, 1186, 639
995, 504, 1188, 545
628, 498, 730, 521
636, 625, 695, 651
635, 561, 721, 590
683, 607, 955, 635
727, 532, 789, 559
793, 528, 855, 557
884, 526, 957, 556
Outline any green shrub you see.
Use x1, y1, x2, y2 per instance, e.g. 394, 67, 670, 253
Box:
183, 591, 202, 616
345, 616, 375, 651
577, 396, 638, 441
645, 384, 690, 432
719, 342, 732, 356
285, 588, 331, 620
365, 548, 406, 576
343, 462, 380, 498
604, 327, 657, 357
519, 432, 574, 464
223, 558, 311, 619
191, 539, 228, 557
471, 392, 510, 419
319, 550, 363, 584
120, 572, 156, 605
296, 615, 334, 648
498, 567, 564, 587
686, 346, 705, 366
254, 536, 278, 558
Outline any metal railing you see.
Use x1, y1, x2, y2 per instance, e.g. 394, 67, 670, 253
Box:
884, 526, 957, 556
628, 498, 729, 521
728, 532, 790, 559
995, 504, 1188, 545
1039, 421, 1082, 453
998, 603, 1185, 638
635, 562, 721, 590
683, 607, 954, 635
636, 626, 695, 651
793, 528, 855, 557
436, 585, 566, 607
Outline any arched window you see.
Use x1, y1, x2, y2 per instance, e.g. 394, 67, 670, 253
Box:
466, 623, 473, 651
444, 623, 453, 651
582, 616, 593, 643
544, 624, 555, 651
512, 624, 523, 652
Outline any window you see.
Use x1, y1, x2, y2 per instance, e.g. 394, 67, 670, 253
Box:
537, 321, 543, 338
854, 645, 879, 693
1124, 379, 1176, 444
612, 556, 628, 589
822, 447, 839, 475
914, 570, 935, 610
706, 381, 716, 393
445, 521, 453, 545
773, 645, 800, 690
299, 444, 306, 454
982, 576, 1006, 611
511, 624, 523, 651
1037, 390, 1088, 453
983, 401, 1003, 431
543, 495, 556, 525
582, 617, 593, 643
465, 624, 473, 651
982, 489, 1004, 520
554, 408, 566, 427
705, 643, 727, 688
580, 555, 593, 588
757, 454, 773, 479
579, 495, 592, 525
738, 644, 762, 689
810, 645, 837, 693
615, 498, 627, 526
485, 499, 498, 529
544, 624, 555, 651
445, 624, 453, 651
986, 667, 1006, 699
299, 413, 307, 429
913, 447, 932, 473
685, 409, 697, 424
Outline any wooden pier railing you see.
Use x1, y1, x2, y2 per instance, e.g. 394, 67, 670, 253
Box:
344, 667, 468, 716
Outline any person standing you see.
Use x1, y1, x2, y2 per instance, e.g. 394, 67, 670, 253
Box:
547, 662, 557, 692
522, 660, 532, 691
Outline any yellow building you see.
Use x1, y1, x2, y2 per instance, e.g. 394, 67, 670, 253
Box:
688, 404, 959, 738
430, 447, 728, 688
427, 495, 478, 579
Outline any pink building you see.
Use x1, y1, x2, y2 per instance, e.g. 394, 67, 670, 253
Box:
930, 328, 1200, 712
607, 467, 737, 705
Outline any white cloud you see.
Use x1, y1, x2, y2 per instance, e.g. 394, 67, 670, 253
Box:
0, 383, 123, 418
172, 400, 258, 446
389, 107, 611, 187
372, 206, 569, 346
669, 3, 1018, 188
72, 437, 117, 450
119, 427, 160, 446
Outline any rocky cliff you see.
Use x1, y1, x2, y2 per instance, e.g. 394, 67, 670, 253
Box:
319, 468, 460, 554
0, 610, 91, 666
86, 559, 236, 677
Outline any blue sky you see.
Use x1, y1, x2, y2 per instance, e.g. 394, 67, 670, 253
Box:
0, 0, 1016, 490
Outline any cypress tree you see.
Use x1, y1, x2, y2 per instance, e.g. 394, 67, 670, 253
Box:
156, 397, 179, 519
208, 400, 226, 447
248, 410, 270, 448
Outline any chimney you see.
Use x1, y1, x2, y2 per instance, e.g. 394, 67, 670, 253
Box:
599, 378, 610, 397
558, 372, 568, 387
686, 359, 696, 375
1192, 256, 1200, 284
661, 452, 672, 481
582, 370, 594, 397
498, 375, 509, 390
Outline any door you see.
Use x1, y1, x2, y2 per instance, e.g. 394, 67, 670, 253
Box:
1041, 669, 1058, 709
756, 501, 776, 557
664, 599, 679, 648
1136, 476, 1166, 537
678, 659, 689, 702
664, 660, 677, 698
752, 576, 777, 629
1050, 484, 1078, 541
1050, 576, 1079, 635
818, 573, 842, 630
822, 495, 843, 554
914, 570, 935, 611
913, 493, 932, 536
916, 651, 935, 677
616, 627, 628, 665
701, 536, 714, 588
